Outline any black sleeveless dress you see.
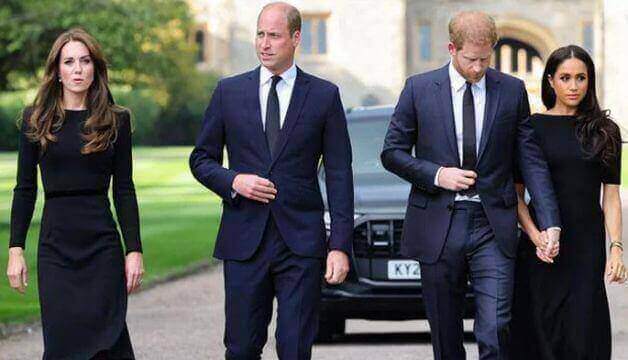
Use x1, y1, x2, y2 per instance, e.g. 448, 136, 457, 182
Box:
9, 109, 142, 359
511, 113, 620, 359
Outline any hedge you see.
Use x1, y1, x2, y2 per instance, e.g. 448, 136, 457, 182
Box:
0, 73, 217, 151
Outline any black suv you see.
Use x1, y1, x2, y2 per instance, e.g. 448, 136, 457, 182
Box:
316, 105, 475, 342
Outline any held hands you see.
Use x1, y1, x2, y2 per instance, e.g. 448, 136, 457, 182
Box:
6, 247, 28, 294
606, 248, 626, 284
437, 167, 477, 192
325, 250, 349, 285
544, 227, 561, 259
125, 251, 144, 294
232, 174, 277, 203
531, 229, 560, 264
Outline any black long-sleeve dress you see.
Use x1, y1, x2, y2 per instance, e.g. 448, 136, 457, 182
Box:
511, 113, 620, 359
10, 109, 142, 360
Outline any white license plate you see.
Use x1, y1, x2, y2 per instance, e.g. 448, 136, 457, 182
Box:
387, 260, 421, 280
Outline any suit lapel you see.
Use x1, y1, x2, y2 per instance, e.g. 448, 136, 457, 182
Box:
434, 66, 459, 163
245, 67, 272, 163
270, 67, 311, 167
477, 69, 501, 163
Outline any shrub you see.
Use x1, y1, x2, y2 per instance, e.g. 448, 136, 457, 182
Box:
0, 91, 32, 150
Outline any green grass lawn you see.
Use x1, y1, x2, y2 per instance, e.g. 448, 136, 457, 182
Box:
0, 147, 221, 324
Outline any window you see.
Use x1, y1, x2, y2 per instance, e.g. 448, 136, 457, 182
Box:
418, 24, 431, 61
195, 30, 205, 63
301, 15, 328, 55
317, 20, 327, 54
361, 94, 380, 106
302, 19, 312, 54
583, 22, 594, 54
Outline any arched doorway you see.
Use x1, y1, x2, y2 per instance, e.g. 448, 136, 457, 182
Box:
493, 38, 544, 111
494, 19, 558, 112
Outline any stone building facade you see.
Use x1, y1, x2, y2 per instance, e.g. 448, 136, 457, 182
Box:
190, 0, 628, 130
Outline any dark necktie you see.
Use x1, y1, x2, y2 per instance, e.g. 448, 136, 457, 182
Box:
461, 81, 477, 197
265, 75, 282, 157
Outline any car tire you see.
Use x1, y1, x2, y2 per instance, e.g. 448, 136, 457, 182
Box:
315, 315, 345, 343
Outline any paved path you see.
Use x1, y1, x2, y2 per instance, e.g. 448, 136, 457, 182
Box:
4, 186, 628, 360
1, 264, 627, 359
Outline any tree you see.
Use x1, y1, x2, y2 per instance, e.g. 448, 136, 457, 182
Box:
0, 0, 197, 94
0, 0, 218, 149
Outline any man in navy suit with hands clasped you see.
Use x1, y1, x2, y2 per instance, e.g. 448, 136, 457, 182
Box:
190, 2, 353, 359
381, 11, 561, 360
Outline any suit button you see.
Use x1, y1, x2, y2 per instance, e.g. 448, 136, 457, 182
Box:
447, 204, 454, 211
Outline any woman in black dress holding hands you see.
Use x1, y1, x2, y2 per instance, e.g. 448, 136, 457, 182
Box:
6, 28, 144, 359
511, 45, 626, 359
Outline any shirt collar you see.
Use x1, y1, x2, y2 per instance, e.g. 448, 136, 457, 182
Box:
260, 62, 297, 87
448, 61, 486, 93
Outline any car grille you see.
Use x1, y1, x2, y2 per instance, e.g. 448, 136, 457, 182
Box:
353, 220, 404, 258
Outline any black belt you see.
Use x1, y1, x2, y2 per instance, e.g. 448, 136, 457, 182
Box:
45, 189, 108, 200
453, 200, 483, 210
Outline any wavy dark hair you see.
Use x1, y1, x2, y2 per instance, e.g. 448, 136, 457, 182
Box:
22, 28, 124, 154
541, 45, 620, 166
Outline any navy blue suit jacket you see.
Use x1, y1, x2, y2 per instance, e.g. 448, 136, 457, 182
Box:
381, 65, 560, 263
190, 67, 354, 261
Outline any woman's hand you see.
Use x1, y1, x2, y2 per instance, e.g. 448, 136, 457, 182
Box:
606, 247, 626, 284
529, 230, 546, 250
6, 247, 28, 293
125, 251, 144, 294
530, 231, 558, 264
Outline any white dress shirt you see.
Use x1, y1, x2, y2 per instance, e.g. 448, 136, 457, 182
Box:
231, 63, 297, 199
434, 61, 486, 202
259, 63, 297, 130
433, 63, 561, 233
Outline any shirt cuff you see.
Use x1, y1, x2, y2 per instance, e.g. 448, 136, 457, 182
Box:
546, 226, 561, 232
434, 167, 443, 187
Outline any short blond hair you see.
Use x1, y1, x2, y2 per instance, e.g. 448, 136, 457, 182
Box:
449, 11, 498, 50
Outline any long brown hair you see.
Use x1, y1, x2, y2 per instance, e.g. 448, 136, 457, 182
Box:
24, 28, 124, 154
541, 45, 620, 166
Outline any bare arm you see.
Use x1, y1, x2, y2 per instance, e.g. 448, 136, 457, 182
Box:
516, 183, 539, 238
602, 184, 625, 283
602, 184, 622, 245
516, 183, 555, 263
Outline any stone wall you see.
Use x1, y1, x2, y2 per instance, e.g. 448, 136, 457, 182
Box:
191, 0, 611, 112
191, 0, 406, 107
601, 0, 628, 133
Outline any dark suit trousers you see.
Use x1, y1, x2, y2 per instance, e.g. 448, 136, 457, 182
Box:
420, 201, 514, 360
223, 215, 322, 360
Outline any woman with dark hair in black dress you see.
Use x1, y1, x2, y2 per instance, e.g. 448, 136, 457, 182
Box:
511, 45, 626, 359
6, 28, 144, 359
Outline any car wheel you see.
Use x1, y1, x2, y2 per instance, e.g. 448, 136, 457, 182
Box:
315, 316, 345, 343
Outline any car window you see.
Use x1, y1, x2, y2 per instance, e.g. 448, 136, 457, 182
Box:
347, 115, 391, 174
